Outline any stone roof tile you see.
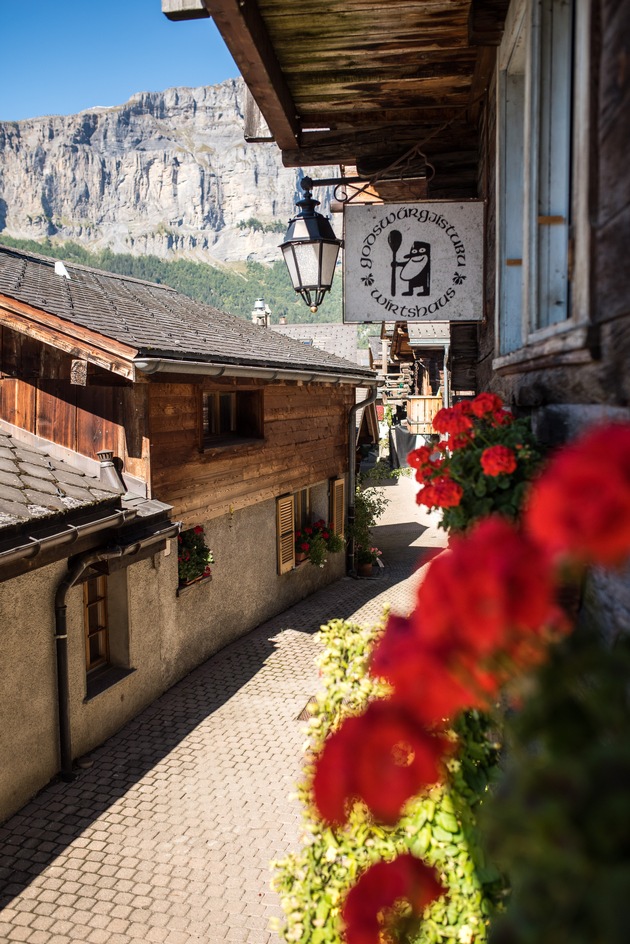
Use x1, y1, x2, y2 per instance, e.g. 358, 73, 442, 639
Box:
0, 422, 121, 532
0, 245, 375, 381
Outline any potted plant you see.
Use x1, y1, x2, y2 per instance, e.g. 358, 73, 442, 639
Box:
356, 545, 382, 576
177, 525, 214, 587
408, 392, 542, 534
348, 478, 389, 574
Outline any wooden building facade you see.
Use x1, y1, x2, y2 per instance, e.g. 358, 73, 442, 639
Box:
0, 245, 374, 820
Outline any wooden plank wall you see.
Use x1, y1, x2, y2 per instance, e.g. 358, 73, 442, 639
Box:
477, 0, 630, 409
591, 0, 630, 407
149, 377, 354, 526
0, 328, 150, 481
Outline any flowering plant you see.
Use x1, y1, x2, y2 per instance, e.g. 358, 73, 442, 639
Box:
177, 525, 214, 585
408, 393, 542, 534
357, 546, 382, 565
309, 421, 630, 944
295, 519, 345, 566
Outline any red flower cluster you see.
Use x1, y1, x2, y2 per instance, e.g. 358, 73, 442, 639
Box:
524, 422, 630, 567
312, 421, 630, 944
432, 406, 474, 437
470, 392, 503, 417
481, 444, 517, 476
342, 855, 444, 944
416, 478, 463, 509
415, 517, 566, 669
408, 393, 521, 512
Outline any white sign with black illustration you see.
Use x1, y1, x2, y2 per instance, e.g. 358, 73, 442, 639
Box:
343, 201, 484, 323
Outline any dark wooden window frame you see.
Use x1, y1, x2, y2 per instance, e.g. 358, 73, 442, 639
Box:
83, 575, 109, 673
200, 388, 264, 451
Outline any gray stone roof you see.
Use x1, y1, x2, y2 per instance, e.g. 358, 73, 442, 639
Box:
0, 424, 120, 533
271, 322, 359, 364
0, 246, 374, 380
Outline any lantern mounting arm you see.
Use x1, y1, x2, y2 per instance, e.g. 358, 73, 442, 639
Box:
299, 175, 371, 205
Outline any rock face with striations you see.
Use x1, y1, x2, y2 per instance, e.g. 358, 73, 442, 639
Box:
0, 78, 336, 265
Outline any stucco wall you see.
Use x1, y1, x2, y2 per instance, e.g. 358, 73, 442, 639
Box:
159, 480, 345, 686
0, 480, 346, 821
0, 561, 66, 821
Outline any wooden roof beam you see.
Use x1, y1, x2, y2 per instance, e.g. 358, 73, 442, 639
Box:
197, 0, 301, 149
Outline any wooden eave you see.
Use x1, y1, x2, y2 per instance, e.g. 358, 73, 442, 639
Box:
202, 0, 509, 196
0, 296, 138, 380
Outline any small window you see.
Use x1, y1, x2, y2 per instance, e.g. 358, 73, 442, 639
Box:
82, 570, 132, 697
294, 487, 311, 531
202, 390, 263, 448
84, 575, 109, 672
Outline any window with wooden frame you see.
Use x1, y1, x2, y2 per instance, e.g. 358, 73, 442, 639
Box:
201, 390, 263, 448
495, 0, 590, 363
294, 487, 311, 531
329, 478, 346, 537
83, 575, 109, 673
276, 494, 295, 575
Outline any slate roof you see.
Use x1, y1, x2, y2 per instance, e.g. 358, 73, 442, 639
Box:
271, 323, 359, 364
0, 424, 120, 533
0, 246, 375, 380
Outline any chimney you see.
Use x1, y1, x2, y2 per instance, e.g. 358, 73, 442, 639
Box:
97, 450, 126, 494
279, 315, 287, 325
251, 297, 271, 327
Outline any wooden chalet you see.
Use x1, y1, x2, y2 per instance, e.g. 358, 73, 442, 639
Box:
167, 0, 630, 634
0, 244, 375, 820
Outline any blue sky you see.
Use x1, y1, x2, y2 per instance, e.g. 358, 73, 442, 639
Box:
0, 0, 239, 122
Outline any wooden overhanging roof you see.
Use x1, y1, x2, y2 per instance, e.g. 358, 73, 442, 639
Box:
192, 0, 509, 197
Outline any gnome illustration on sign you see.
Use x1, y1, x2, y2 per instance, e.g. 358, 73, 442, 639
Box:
390, 237, 431, 296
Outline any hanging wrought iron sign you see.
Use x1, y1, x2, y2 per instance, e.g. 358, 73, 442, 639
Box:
343, 201, 484, 323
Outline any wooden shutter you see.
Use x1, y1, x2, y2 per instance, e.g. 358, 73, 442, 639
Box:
330, 478, 345, 537
277, 494, 295, 575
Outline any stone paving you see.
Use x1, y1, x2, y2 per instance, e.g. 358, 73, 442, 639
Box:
0, 475, 445, 944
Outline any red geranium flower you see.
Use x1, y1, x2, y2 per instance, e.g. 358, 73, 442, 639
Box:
193, 525, 204, 534
524, 422, 630, 566
304, 527, 313, 535
491, 408, 514, 427
481, 444, 517, 476
313, 700, 448, 825
469, 392, 504, 417
415, 517, 563, 664
300, 542, 310, 552
407, 446, 432, 469
432, 407, 474, 436
416, 478, 463, 509
342, 855, 444, 944
450, 431, 473, 450
371, 615, 486, 724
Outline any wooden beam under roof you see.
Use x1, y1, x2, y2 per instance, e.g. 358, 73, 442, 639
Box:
162, 0, 210, 20
203, 0, 300, 149
196, 0, 509, 190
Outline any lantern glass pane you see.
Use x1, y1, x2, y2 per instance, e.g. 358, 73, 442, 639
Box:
319, 242, 340, 289
281, 244, 301, 290
291, 241, 322, 288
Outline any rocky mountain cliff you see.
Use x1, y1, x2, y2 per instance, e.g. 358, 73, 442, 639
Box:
0, 78, 336, 266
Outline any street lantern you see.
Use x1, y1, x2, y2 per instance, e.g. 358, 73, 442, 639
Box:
279, 176, 342, 312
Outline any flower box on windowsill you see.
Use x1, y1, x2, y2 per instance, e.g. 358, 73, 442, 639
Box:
176, 573, 213, 597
